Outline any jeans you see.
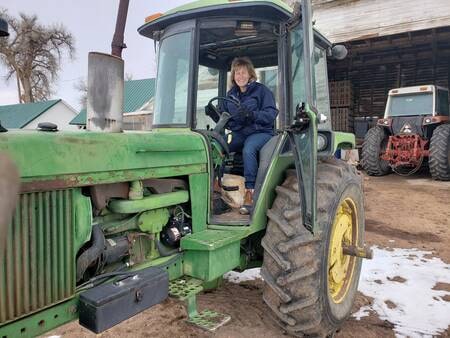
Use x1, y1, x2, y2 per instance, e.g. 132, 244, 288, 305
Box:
228, 132, 273, 189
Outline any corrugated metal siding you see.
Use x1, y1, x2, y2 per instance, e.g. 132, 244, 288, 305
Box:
312, 0, 450, 43
0, 100, 60, 129
0, 190, 74, 324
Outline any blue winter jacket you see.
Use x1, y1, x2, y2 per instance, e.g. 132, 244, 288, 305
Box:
223, 81, 278, 136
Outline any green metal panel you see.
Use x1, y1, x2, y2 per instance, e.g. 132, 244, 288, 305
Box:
181, 230, 243, 281
19, 163, 207, 192
74, 189, 92, 252
132, 254, 184, 281
183, 243, 240, 281
0, 100, 60, 129
0, 190, 75, 326
332, 131, 356, 152
0, 130, 207, 183
70, 79, 156, 125
250, 134, 293, 232
0, 297, 78, 338
188, 173, 209, 233
181, 229, 244, 251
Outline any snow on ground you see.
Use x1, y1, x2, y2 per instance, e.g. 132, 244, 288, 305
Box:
224, 267, 262, 283
355, 246, 450, 337
224, 247, 450, 337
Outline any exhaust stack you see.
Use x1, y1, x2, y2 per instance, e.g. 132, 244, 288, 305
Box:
87, 52, 124, 132
86, 0, 129, 132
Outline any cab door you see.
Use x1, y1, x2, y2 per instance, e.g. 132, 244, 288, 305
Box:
286, 22, 318, 233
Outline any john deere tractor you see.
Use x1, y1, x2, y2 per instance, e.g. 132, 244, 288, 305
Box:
362, 85, 450, 179
0, 1, 371, 337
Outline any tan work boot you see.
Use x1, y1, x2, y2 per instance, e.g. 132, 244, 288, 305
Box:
213, 177, 221, 192
239, 189, 254, 215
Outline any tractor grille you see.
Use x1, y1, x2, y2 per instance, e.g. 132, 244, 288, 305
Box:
0, 190, 75, 324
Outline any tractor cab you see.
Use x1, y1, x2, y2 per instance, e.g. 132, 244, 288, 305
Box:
138, 0, 345, 225
380, 85, 449, 137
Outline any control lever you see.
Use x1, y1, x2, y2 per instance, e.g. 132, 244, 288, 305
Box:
213, 112, 231, 134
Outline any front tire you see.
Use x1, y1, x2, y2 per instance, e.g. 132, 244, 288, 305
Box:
429, 124, 450, 181
261, 158, 364, 337
361, 126, 391, 176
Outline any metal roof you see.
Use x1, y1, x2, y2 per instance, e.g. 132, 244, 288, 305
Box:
0, 99, 60, 129
70, 78, 155, 125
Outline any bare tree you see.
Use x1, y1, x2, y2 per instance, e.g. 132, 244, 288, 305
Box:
74, 78, 87, 109
0, 9, 74, 103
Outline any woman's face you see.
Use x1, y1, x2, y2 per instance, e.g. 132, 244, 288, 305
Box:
234, 66, 250, 88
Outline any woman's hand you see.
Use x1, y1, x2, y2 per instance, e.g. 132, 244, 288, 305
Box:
239, 104, 255, 124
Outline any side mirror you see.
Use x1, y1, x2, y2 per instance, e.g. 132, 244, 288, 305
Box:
330, 44, 348, 60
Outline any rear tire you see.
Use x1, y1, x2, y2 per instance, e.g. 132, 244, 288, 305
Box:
261, 158, 364, 337
361, 126, 391, 176
429, 124, 450, 181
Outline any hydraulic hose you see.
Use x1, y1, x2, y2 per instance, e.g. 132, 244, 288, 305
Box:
155, 238, 179, 257
76, 225, 106, 282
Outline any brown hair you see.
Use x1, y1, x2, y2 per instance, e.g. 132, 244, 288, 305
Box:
230, 57, 257, 87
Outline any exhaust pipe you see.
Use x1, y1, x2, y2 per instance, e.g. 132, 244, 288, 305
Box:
87, 52, 124, 132
86, 0, 129, 132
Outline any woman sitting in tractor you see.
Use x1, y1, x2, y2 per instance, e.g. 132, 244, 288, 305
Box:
222, 57, 278, 214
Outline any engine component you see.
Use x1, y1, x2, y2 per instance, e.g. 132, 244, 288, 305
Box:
160, 206, 192, 248
103, 235, 130, 265
77, 225, 106, 282
77, 226, 132, 283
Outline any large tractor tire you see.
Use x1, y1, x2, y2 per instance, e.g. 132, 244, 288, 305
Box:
429, 124, 450, 181
261, 158, 364, 337
361, 126, 390, 176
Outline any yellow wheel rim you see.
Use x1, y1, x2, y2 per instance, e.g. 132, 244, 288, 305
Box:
328, 197, 358, 304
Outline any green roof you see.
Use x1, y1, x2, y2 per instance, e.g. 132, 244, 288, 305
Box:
0, 99, 61, 129
70, 78, 156, 125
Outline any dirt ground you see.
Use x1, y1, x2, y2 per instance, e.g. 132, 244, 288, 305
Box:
46, 171, 450, 338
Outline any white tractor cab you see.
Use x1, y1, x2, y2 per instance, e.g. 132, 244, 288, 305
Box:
362, 85, 450, 178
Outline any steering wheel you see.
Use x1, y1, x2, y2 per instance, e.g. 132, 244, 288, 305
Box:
205, 96, 240, 122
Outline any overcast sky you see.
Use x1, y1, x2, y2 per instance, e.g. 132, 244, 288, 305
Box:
0, 0, 191, 110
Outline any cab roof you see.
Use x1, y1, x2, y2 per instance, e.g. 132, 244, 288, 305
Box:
138, 0, 293, 39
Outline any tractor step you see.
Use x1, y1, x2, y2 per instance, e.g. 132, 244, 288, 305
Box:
169, 277, 203, 300
169, 277, 230, 332
188, 309, 231, 332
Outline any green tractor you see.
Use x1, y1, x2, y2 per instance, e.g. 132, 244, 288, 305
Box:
0, 0, 371, 337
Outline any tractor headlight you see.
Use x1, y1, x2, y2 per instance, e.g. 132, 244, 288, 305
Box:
318, 133, 328, 151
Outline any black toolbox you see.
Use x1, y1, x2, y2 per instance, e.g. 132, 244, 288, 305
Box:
78, 267, 169, 333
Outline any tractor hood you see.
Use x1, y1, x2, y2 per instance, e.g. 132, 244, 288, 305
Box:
138, 0, 292, 39
0, 130, 207, 191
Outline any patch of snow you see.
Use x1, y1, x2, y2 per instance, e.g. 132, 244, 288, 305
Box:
353, 305, 372, 320
356, 246, 450, 337
224, 268, 261, 283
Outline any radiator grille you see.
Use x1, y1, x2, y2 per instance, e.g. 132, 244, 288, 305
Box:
0, 190, 75, 324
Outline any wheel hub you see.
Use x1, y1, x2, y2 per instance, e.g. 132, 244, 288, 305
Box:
328, 198, 358, 303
